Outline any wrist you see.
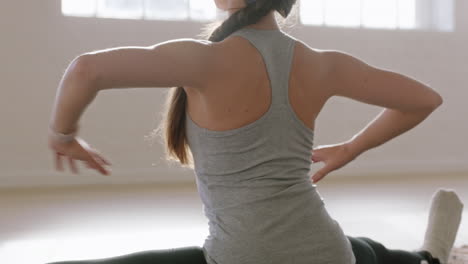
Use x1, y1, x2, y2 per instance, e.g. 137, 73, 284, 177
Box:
48, 123, 79, 143
49, 122, 79, 134
344, 138, 364, 158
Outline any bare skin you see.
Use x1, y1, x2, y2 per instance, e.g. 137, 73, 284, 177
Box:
183, 28, 323, 133
49, 1, 442, 181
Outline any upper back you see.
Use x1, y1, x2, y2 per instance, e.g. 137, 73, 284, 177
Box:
184, 28, 333, 135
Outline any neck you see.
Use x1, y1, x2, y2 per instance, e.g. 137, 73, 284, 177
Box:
226, 9, 280, 30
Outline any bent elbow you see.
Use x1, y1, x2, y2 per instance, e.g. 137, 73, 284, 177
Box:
431, 93, 444, 109
71, 54, 99, 87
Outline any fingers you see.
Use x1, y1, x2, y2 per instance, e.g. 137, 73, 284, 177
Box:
92, 152, 112, 166
55, 152, 64, 171
87, 153, 111, 176
80, 144, 111, 175
311, 173, 322, 183
51, 138, 112, 176
311, 150, 323, 163
311, 163, 334, 183
311, 155, 320, 163
91, 158, 109, 176
54, 152, 109, 176
68, 156, 79, 174
311, 171, 326, 183
55, 153, 80, 174
311, 165, 322, 183
90, 152, 112, 173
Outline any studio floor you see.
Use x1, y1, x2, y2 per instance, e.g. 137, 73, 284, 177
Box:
1, 173, 467, 264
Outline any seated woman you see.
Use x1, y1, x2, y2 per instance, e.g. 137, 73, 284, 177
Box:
47, 0, 463, 264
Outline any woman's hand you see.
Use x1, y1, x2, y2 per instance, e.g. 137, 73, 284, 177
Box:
48, 136, 112, 176
310, 142, 359, 183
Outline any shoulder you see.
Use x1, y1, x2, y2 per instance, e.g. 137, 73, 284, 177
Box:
155, 37, 216, 56
293, 39, 366, 80
167, 37, 224, 65
291, 38, 333, 78
154, 38, 221, 86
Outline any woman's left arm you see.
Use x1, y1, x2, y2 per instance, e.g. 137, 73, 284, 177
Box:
48, 38, 215, 174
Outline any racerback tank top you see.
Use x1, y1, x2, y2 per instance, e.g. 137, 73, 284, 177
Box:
185, 26, 356, 264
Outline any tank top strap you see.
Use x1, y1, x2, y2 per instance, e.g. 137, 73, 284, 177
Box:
230, 27, 296, 111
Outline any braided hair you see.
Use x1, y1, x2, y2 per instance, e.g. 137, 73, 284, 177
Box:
156, 0, 297, 167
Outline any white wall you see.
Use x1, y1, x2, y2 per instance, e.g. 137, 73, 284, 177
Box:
1, 0, 467, 188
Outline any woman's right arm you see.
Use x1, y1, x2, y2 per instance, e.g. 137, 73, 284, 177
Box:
321, 50, 443, 157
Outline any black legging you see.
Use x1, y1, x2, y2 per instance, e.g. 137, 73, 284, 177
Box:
46, 236, 439, 264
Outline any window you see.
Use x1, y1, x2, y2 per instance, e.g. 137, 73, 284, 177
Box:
62, 0, 454, 32
299, 0, 455, 32
61, 0, 222, 21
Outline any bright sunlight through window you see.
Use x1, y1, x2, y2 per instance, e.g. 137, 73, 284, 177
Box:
61, 0, 454, 31
61, 0, 219, 21
299, 0, 454, 31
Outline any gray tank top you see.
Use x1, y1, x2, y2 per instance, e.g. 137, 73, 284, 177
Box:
186, 27, 356, 264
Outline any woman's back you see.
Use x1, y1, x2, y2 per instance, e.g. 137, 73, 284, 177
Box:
185, 27, 356, 264
184, 28, 328, 135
